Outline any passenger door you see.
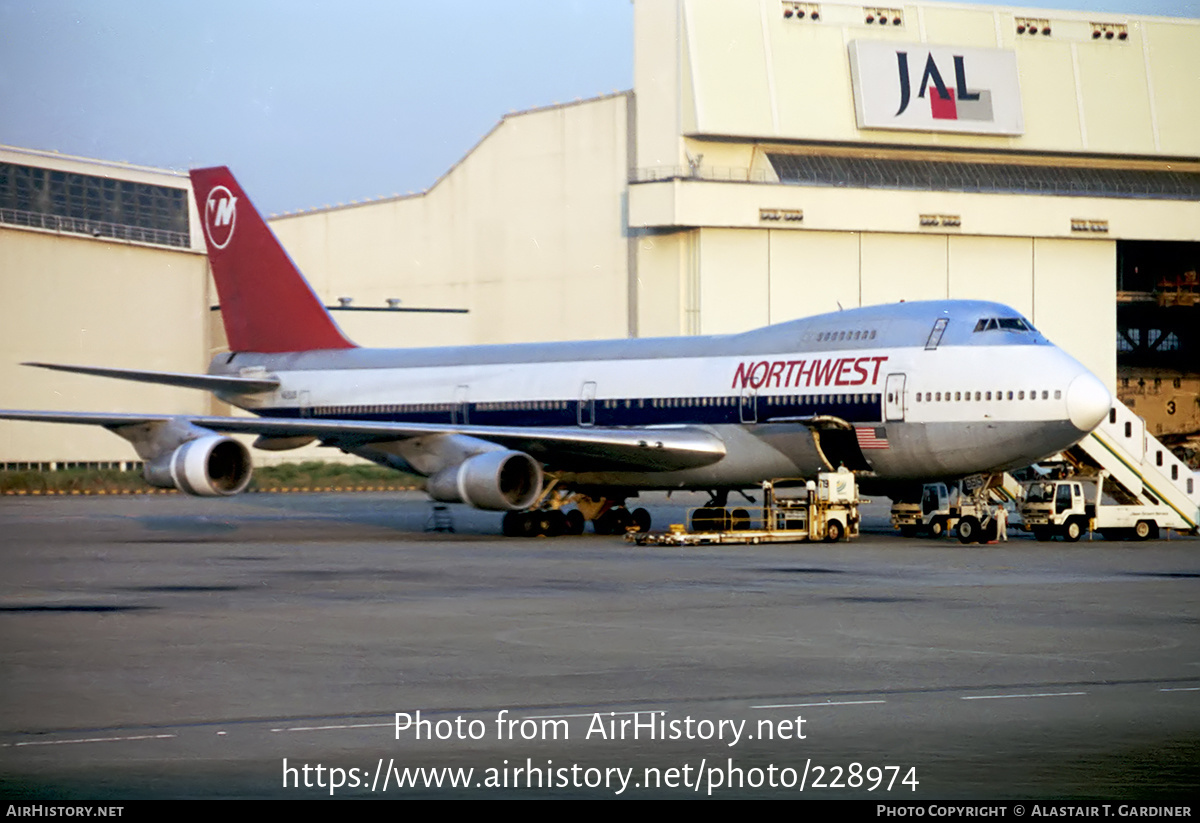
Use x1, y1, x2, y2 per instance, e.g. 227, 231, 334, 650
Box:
884, 373, 906, 422
452, 385, 470, 424
739, 388, 758, 424
578, 382, 596, 427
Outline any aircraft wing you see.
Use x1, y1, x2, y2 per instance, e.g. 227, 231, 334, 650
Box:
0, 410, 726, 472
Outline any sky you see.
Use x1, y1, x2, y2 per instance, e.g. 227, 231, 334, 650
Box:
1, 0, 1195, 215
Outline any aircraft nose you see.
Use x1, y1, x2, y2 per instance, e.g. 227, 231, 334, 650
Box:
1066, 372, 1111, 433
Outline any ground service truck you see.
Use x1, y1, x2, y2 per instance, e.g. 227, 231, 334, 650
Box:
1019, 470, 1189, 541
630, 468, 862, 546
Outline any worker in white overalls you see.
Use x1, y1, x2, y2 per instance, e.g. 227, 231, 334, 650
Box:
995, 505, 1008, 542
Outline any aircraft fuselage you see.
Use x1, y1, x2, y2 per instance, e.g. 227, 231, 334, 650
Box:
214, 299, 1110, 492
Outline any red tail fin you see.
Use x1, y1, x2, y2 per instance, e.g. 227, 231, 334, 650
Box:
189, 167, 355, 353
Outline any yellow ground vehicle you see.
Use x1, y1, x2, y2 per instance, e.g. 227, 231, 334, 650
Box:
628, 468, 862, 546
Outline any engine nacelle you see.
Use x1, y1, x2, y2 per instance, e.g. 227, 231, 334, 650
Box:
143, 435, 253, 497
426, 450, 543, 511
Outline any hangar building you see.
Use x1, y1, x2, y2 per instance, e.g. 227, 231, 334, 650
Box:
3, 0, 1199, 467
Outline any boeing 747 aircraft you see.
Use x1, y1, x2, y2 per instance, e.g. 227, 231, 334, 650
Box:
1, 167, 1112, 536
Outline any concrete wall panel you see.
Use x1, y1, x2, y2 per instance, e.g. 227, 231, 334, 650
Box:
1032, 238, 1117, 388
947, 235, 1034, 316
0, 229, 209, 462
861, 233, 949, 305
767, 230, 861, 322
697, 228, 769, 333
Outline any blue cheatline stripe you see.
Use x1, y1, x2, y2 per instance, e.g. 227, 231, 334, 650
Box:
258, 393, 885, 428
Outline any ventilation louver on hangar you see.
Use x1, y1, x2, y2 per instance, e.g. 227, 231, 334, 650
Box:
767, 153, 1200, 201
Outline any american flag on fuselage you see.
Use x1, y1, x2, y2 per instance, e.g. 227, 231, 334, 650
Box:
855, 426, 890, 450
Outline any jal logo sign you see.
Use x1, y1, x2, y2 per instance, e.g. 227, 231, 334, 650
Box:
848, 41, 1023, 136
204, 185, 237, 250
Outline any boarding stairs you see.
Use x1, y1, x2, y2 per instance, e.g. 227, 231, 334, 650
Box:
1066, 397, 1200, 533
988, 472, 1025, 504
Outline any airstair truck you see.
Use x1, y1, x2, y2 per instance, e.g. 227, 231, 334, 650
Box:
1020, 470, 1189, 541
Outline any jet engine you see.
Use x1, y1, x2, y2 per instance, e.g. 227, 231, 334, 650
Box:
426, 450, 543, 511
143, 435, 253, 497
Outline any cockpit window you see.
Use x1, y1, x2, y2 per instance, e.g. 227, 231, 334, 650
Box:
973, 317, 1034, 333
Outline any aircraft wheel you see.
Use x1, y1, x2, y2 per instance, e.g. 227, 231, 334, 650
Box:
515, 512, 541, 538
544, 510, 567, 537
717, 508, 732, 532
593, 509, 618, 535
957, 517, 980, 544
526, 511, 554, 537
899, 525, 918, 538
929, 518, 946, 538
825, 519, 844, 543
611, 507, 632, 533
629, 508, 652, 533
564, 509, 585, 535
1033, 527, 1053, 542
730, 508, 751, 531
502, 511, 523, 537
1063, 518, 1084, 542
982, 520, 999, 543
691, 507, 717, 532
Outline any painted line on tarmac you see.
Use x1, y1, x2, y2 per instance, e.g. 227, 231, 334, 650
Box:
2, 733, 177, 748
271, 722, 393, 733
961, 691, 1087, 701
750, 700, 886, 709
522, 711, 644, 720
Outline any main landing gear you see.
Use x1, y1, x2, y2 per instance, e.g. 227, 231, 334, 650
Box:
590, 505, 651, 535
502, 508, 585, 537
500, 489, 652, 538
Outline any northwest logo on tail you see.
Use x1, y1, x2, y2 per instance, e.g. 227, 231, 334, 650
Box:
204, 186, 237, 249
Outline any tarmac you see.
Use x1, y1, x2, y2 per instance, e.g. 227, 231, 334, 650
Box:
0, 491, 1196, 799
